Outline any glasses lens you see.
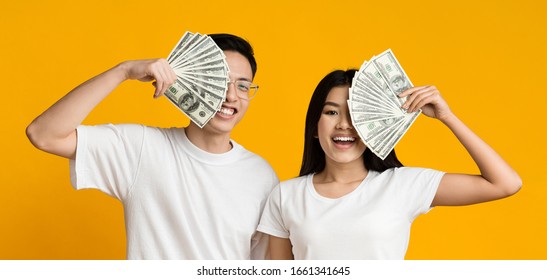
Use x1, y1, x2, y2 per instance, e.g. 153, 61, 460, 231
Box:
247, 86, 258, 99
233, 81, 258, 99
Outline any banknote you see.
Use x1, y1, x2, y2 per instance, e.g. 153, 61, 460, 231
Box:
167, 31, 193, 62
165, 82, 217, 127
372, 49, 414, 101
168, 32, 203, 65
349, 49, 420, 159
165, 32, 229, 128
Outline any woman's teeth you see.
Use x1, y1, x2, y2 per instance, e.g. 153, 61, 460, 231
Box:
333, 136, 355, 142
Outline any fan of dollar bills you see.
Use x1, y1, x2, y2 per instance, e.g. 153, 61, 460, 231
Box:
164, 32, 230, 128
349, 49, 420, 160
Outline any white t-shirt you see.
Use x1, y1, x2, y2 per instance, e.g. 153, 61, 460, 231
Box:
70, 124, 279, 259
257, 167, 444, 259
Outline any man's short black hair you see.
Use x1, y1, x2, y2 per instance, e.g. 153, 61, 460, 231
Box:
209, 34, 257, 78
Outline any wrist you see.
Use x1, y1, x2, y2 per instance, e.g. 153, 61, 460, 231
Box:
439, 111, 459, 126
112, 61, 132, 82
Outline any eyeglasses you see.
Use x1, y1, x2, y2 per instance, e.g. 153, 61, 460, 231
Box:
227, 80, 259, 100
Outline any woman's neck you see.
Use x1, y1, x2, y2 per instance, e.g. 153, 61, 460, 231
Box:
315, 158, 368, 184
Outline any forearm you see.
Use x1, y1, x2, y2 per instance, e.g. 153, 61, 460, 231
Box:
441, 113, 522, 193
27, 63, 127, 151
269, 236, 294, 260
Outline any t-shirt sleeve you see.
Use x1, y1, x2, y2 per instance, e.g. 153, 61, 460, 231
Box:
397, 167, 445, 221
69, 124, 145, 201
257, 184, 290, 239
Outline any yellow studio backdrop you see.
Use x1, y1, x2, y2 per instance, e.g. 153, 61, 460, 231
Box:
1, 0, 545, 259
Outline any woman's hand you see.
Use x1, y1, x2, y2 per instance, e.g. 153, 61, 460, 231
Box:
399, 85, 453, 122
398, 86, 522, 206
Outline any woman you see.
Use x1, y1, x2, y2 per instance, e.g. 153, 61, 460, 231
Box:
257, 69, 521, 259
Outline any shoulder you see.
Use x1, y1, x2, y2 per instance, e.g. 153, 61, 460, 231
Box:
278, 175, 309, 193
373, 167, 445, 190
268, 175, 309, 201
232, 141, 277, 172
79, 123, 174, 138
377, 167, 443, 179
280, 175, 309, 187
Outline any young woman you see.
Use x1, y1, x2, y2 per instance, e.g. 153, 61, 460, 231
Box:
257, 69, 521, 259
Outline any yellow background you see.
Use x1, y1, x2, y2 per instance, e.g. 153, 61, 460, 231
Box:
2, 0, 546, 259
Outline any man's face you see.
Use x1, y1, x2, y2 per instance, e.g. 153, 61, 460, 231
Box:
203, 50, 253, 135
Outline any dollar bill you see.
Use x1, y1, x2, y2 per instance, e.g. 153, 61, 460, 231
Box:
171, 38, 219, 69
175, 78, 223, 111
349, 99, 400, 116
376, 112, 419, 158
176, 47, 227, 69
349, 49, 421, 159
165, 32, 229, 127
352, 79, 400, 112
372, 49, 413, 100
167, 31, 194, 62
359, 59, 404, 107
165, 83, 217, 128
169, 32, 204, 65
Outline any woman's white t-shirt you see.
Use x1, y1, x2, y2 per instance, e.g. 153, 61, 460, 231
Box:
257, 167, 444, 259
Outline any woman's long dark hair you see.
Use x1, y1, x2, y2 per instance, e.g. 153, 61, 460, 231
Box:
299, 69, 403, 176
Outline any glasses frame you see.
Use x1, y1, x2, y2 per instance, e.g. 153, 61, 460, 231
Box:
227, 80, 259, 100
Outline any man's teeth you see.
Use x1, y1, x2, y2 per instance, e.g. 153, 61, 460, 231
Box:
333, 136, 355, 142
219, 107, 235, 116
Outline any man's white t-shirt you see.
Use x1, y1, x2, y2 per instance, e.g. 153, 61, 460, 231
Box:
257, 167, 444, 259
70, 124, 279, 259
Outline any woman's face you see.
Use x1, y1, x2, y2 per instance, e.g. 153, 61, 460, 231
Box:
317, 86, 366, 166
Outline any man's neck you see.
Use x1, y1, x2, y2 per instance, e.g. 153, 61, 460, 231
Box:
185, 123, 233, 154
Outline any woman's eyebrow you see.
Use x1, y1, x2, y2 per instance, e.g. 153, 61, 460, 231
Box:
323, 101, 340, 107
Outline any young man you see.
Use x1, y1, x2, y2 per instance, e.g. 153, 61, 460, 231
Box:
26, 34, 279, 259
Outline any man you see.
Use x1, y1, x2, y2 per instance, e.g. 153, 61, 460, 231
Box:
26, 34, 279, 259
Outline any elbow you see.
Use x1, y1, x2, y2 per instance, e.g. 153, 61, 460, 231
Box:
501, 173, 523, 198
26, 120, 49, 151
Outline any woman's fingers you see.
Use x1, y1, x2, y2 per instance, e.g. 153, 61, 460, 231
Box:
401, 86, 432, 112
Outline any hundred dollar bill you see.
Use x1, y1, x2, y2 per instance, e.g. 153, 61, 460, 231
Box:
165, 83, 217, 128
171, 33, 209, 61
177, 64, 229, 77
182, 56, 228, 70
171, 38, 219, 69
372, 49, 413, 100
349, 49, 423, 159
354, 116, 405, 158
378, 112, 420, 157
175, 78, 223, 111
179, 74, 227, 98
352, 79, 400, 112
177, 47, 227, 69
169, 32, 204, 65
351, 112, 403, 125
358, 59, 404, 107
349, 99, 400, 116
374, 119, 406, 157
365, 116, 409, 159
165, 31, 230, 128
167, 31, 194, 62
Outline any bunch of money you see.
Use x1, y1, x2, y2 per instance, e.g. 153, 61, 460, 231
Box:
165, 32, 230, 127
349, 49, 420, 160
